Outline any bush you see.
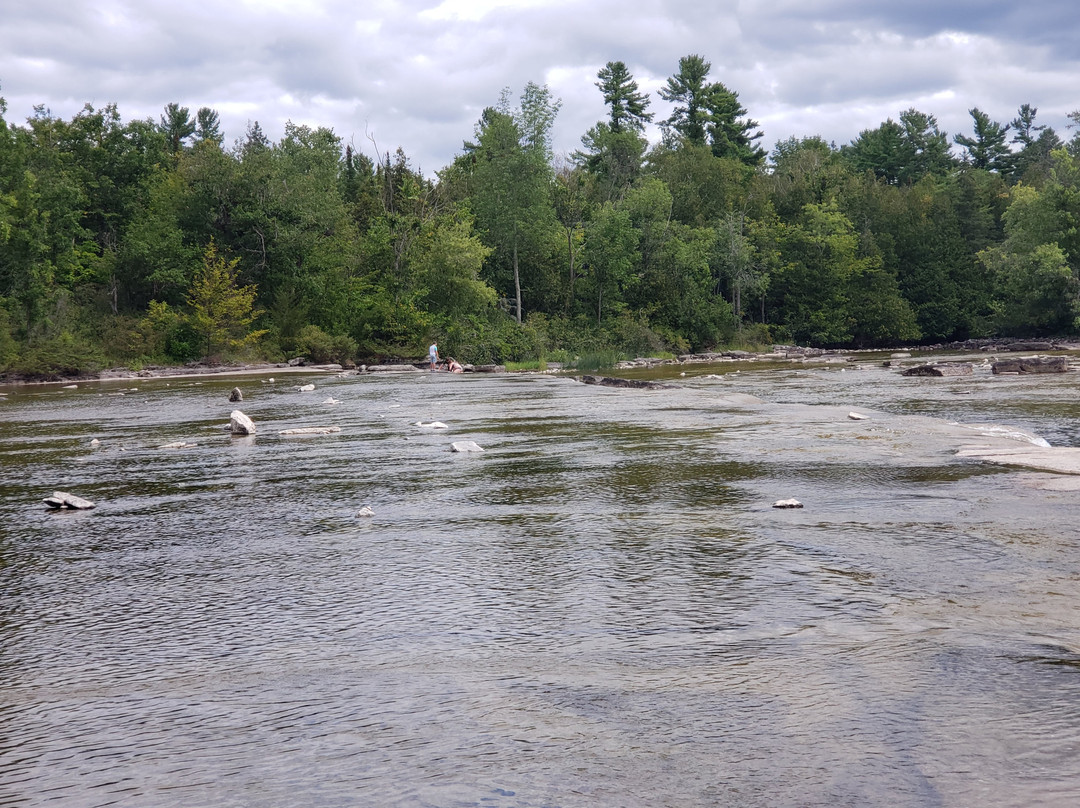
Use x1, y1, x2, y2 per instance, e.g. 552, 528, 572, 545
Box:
572, 349, 622, 373
10, 333, 106, 379
0, 307, 18, 371
297, 324, 358, 364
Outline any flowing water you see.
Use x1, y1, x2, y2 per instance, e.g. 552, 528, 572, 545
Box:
2, 357, 1080, 807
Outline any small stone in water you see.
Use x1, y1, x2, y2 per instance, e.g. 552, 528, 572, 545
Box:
451, 441, 484, 453
848, 412, 869, 420
773, 498, 803, 509
356, 506, 375, 517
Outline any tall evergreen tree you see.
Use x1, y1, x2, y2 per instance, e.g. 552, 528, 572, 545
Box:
596, 60, 652, 133
659, 54, 764, 166
954, 108, 1013, 175
160, 103, 196, 154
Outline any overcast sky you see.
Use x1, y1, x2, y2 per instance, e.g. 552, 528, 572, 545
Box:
2, 0, 1078, 175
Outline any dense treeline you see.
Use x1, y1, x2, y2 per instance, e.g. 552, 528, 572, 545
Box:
3, 57, 1080, 376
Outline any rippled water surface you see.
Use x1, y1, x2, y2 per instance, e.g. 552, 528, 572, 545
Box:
2, 361, 1080, 807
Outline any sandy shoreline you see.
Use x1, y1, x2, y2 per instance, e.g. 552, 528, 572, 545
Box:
0, 362, 364, 389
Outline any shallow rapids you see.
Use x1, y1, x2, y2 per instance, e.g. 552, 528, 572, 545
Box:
2, 359, 1079, 807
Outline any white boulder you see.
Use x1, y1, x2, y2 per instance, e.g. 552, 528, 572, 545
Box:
44, 491, 96, 510
230, 410, 257, 435
772, 498, 803, 509
451, 441, 485, 453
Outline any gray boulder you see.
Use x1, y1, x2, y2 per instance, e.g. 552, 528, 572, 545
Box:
230, 410, 256, 435
44, 491, 96, 510
229, 387, 243, 402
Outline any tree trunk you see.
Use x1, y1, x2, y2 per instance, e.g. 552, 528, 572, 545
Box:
513, 230, 523, 324
566, 228, 577, 315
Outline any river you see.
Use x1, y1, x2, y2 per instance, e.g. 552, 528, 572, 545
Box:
2, 355, 1079, 807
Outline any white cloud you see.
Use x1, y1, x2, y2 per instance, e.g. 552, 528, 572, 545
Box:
1, 0, 1078, 173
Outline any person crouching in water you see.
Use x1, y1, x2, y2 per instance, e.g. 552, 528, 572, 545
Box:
447, 357, 463, 373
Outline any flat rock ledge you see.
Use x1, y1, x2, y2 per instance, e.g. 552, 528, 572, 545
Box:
958, 444, 1080, 475
44, 491, 96, 510
579, 375, 678, 390
991, 356, 1069, 374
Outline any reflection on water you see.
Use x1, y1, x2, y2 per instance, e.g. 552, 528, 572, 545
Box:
1, 365, 1079, 807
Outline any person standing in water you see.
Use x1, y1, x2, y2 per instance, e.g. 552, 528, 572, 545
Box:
428, 342, 439, 371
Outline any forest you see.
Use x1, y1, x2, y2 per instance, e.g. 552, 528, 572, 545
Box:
3, 54, 1080, 377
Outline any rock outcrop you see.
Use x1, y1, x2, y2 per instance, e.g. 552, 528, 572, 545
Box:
579, 375, 678, 390
900, 363, 973, 377
991, 356, 1068, 374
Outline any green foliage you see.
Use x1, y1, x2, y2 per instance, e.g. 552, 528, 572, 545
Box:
186, 241, 267, 359
4, 80, 1080, 378
572, 349, 622, 372
659, 54, 765, 165
0, 303, 17, 370
296, 324, 358, 364
9, 331, 105, 379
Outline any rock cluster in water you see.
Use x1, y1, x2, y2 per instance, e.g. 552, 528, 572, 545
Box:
579, 375, 678, 390
900, 363, 974, 377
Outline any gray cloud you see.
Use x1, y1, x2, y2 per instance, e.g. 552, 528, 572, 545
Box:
1, 0, 1077, 173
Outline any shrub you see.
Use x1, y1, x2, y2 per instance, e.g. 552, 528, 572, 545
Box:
10, 333, 106, 379
297, 324, 358, 364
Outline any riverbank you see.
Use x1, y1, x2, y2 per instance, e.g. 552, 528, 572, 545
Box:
5, 335, 1080, 388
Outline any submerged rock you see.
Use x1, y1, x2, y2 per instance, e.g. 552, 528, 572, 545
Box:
43, 491, 96, 510
415, 421, 448, 429
900, 363, 973, 377
160, 441, 197, 449
579, 375, 678, 390
230, 410, 256, 435
279, 426, 341, 435
297, 383, 316, 392
991, 356, 1068, 374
